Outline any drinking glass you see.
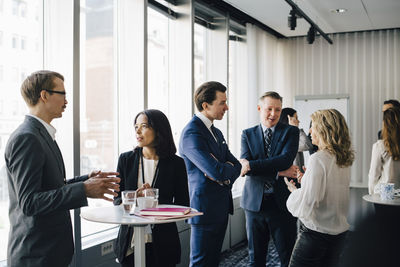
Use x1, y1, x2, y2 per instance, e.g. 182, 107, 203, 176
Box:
121, 190, 137, 215
144, 188, 159, 208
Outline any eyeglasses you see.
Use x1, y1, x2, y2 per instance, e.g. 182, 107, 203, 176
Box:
44, 89, 66, 95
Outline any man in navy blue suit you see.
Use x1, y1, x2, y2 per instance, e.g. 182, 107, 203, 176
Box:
240, 91, 299, 267
179, 81, 241, 267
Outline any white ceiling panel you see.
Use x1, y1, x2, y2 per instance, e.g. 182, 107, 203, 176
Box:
223, 0, 400, 37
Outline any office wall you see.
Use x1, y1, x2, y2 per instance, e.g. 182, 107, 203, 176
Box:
283, 29, 400, 186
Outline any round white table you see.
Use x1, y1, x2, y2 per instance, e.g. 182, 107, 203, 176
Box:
81, 205, 200, 267
362, 193, 400, 206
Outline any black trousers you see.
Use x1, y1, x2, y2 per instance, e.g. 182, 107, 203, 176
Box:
289, 222, 347, 267
120, 243, 175, 267
245, 194, 297, 267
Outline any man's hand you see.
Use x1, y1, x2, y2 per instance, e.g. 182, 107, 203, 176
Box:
278, 165, 299, 178
84, 176, 121, 201
297, 166, 306, 183
205, 173, 223, 186
240, 159, 251, 177
284, 177, 297, 193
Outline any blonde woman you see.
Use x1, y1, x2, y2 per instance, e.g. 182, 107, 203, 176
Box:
285, 109, 354, 267
368, 107, 400, 194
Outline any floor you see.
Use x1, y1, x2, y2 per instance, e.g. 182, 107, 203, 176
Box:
220, 240, 281, 267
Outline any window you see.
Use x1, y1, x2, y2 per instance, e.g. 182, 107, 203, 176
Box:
80, 0, 118, 237
0, 0, 43, 261
20, 36, 26, 50
147, 8, 169, 114
20, 2, 27, 17
12, 35, 18, 49
12, 0, 18, 15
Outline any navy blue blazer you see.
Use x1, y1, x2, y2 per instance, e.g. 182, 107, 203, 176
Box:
240, 122, 299, 212
179, 115, 241, 224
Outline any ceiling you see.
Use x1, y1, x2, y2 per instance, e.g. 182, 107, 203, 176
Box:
223, 0, 400, 37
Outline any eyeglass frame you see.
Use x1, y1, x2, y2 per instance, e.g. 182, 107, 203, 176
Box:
43, 89, 66, 95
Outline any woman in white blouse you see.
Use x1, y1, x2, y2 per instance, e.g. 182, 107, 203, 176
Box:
285, 109, 354, 267
368, 107, 400, 194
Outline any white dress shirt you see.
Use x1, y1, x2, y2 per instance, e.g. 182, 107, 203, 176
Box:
368, 140, 400, 194
27, 114, 57, 140
286, 150, 350, 235
196, 112, 217, 142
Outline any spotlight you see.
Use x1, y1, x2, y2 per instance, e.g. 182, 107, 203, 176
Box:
307, 26, 315, 44
288, 9, 297, 30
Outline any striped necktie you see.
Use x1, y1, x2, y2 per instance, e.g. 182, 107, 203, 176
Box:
264, 128, 272, 157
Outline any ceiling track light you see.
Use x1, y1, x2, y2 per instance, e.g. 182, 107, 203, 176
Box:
307, 26, 315, 44
288, 9, 297, 30
284, 0, 333, 44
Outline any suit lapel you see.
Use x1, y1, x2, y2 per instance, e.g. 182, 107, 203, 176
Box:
193, 116, 222, 157
27, 116, 65, 177
270, 123, 284, 156
254, 125, 266, 159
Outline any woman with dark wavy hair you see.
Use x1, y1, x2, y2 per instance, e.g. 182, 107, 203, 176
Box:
113, 109, 189, 267
369, 107, 400, 194
285, 109, 354, 267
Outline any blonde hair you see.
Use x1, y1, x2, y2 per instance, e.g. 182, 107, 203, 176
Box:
311, 109, 354, 167
382, 107, 400, 160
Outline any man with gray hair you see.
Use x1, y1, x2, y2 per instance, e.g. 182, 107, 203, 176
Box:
240, 91, 299, 267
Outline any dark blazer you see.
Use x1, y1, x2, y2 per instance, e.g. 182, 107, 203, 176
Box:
179, 115, 241, 225
113, 148, 189, 265
5, 116, 88, 267
240, 122, 299, 211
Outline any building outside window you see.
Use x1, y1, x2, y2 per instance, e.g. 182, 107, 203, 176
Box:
0, 0, 43, 262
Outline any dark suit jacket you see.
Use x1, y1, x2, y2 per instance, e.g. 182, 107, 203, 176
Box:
113, 148, 189, 265
179, 115, 241, 225
240, 122, 299, 212
5, 116, 88, 267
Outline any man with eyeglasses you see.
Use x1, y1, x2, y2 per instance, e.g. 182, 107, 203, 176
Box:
5, 70, 121, 267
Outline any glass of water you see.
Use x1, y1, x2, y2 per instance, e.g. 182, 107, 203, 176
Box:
144, 188, 159, 208
121, 190, 137, 215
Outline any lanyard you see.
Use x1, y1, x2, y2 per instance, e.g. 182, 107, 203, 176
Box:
140, 150, 160, 187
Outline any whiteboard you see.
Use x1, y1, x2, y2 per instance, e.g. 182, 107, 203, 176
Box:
294, 95, 349, 133
294, 95, 349, 166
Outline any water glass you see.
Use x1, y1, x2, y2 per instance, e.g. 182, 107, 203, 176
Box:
144, 188, 159, 208
121, 190, 137, 215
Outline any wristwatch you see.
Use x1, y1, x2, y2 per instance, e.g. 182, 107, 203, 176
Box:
223, 179, 231, 185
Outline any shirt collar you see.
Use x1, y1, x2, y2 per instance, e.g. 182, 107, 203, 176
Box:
27, 114, 57, 140
196, 112, 213, 130
261, 123, 276, 135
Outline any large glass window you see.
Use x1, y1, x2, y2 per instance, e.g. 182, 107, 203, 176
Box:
0, 0, 43, 262
148, 7, 169, 113
80, 0, 118, 237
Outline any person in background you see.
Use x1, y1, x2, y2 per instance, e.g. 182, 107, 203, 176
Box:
6, 70, 120, 267
179, 81, 241, 267
368, 107, 400, 195
279, 107, 313, 172
285, 109, 354, 267
378, 99, 400, 139
113, 109, 189, 267
307, 121, 318, 155
240, 91, 299, 267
